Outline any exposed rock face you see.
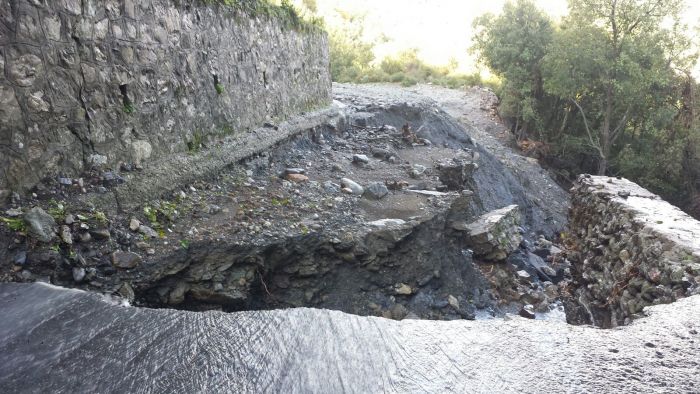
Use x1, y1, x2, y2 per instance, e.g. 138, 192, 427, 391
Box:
459, 205, 522, 261
567, 175, 700, 327
0, 0, 331, 195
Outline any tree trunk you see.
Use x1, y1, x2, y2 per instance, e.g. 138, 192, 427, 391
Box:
598, 84, 613, 175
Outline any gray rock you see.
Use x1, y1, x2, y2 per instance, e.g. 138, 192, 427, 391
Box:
111, 251, 141, 269
364, 182, 389, 200
72, 267, 86, 283
24, 207, 56, 243
352, 154, 370, 164
138, 225, 159, 239
448, 295, 460, 310
389, 303, 409, 320
89, 229, 111, 240
371, 148, 392, 159
341, 178, 364, 195
14, 251, 27, 266
435, 157, 478, 190
4, 208, 22, 217
463, 205, 522, 261
410, 164, 427, 179
285, 168, 305, 175
519, 304, 536, 319
323, 181, 340, 193
59, 225, 73, 245
129, 219, 141, 232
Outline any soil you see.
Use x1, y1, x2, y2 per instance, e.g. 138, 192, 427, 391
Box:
0, 83, 571, 321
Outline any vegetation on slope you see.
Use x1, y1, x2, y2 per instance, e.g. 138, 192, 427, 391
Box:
201, 0, 324, 32
472, 0, 700, 217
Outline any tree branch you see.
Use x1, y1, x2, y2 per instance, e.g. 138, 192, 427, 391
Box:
611, 105, 631, 143
570, 98, 604, 159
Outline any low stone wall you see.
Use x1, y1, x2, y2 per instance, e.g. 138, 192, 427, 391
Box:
0, 0, 331, 196
568, 175, 700, 327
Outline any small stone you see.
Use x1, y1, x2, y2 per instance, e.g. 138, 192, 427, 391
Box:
111, 251, 141, 269
24, 207, 57, 243
285, 173, 309, 183
410, 164, 427, 179
448, 295, 460, 309
364, 182, 389, 200
5, 208, 22, 217
146, 248, 156, 255
371, 148, 392, 159
64, 214, 75, 225
323, 181, 340, 193
331, 163, 343, 172
517, 270, 532, 282
390, 303, 409, 320
90, 228, 111, 240
118, 282, 135, 302
58, 177, 73, 186
519, 304, 536, 319
136, 241, 150, 250
78, 232, 92, 243
14, 251, 27, 265
138, 225, 159, 239
394, 283, 413, 295
60, 225, 73, 245
341, 178, 364, 195
102, 171, 125, 186
129, 218, 141, 231
352, 154, 370, 164
619, 249, 631, 263
72, 267, 86, 283
285, 168, 305, 175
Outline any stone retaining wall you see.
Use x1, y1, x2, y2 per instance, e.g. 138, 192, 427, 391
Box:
0, 0, 331, 195
568, 175, 700, 327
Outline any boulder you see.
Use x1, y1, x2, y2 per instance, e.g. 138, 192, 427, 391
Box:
364, 182, 389, 200
435, 157, 478, 190
24, 207, 56, 243
462, 205, 522, 261
341, 178, 364, 195
111, 251, 141, 269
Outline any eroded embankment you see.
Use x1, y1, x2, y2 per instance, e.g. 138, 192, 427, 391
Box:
0, 86, 570, 321
566, 175, 700, 327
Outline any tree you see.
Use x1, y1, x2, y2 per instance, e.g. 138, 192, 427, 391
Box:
327, 11, 376, 82
542, 0, 690, 175
472, 0, 555, 139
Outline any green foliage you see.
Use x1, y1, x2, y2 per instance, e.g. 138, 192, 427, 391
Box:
187, 131, 204, 152
93, 211, 109, 225
202, 0, 323, 32
143, 206, 159, 226
47, 200, 66, 221
215, 83, 225, 95
123, 102, 135, 114
328, 11, 376, 83
472, 0, 700, 218
472, 0, 554, 136
0, 217, 27, 233
179, 239, 190, 249
270, 197, 290, 206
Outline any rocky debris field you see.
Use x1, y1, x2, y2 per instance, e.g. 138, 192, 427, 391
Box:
0, 85, 571, 322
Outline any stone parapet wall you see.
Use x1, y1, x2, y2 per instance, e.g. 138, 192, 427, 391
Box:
568, 175, 700, 327
0, 0, 331, 195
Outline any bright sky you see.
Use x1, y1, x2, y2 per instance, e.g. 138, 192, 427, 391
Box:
315, 0, 700, 76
